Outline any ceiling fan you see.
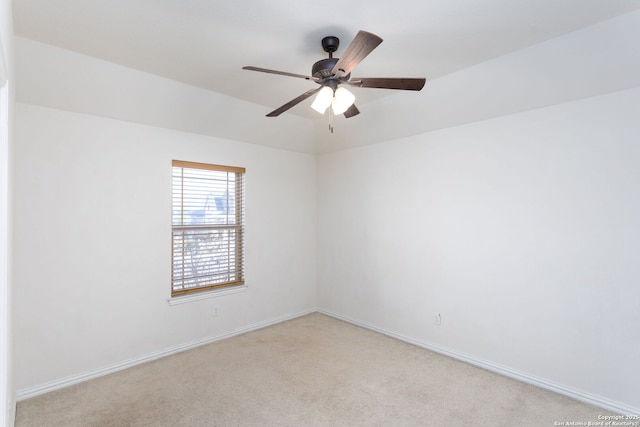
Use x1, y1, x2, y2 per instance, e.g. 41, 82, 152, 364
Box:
243, 30, 426, 119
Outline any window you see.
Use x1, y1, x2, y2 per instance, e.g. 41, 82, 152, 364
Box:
171, 160, 245, 296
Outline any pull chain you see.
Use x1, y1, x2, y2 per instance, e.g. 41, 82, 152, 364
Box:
328, 108, 334, 133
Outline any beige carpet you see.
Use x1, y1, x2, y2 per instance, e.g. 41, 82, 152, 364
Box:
16, 313, 612, 426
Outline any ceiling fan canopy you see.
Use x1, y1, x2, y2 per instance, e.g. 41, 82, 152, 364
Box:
243, 30, 426, 119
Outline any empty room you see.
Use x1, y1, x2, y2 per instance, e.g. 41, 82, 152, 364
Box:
1, 0, 640, 426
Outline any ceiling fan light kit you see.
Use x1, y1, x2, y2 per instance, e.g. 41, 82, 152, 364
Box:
310, 86, 334, 114
331, 87, 356, 115
311, 85, 356, 115
243, 30, 426, 122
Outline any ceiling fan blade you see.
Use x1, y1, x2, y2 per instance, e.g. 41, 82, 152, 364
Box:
243, 66, 319, 81
266, 87, 321, 117
350, 77, 426, 91
343, 104, 360, 118
331, 31, 383, 79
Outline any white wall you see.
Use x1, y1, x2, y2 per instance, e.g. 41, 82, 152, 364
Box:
0, 0, 14, 424
317, 86, 640, 413
13, 103, 317, 394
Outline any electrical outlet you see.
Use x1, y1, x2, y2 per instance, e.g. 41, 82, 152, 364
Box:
212, 305, 219, 317
433, 313, 441, 326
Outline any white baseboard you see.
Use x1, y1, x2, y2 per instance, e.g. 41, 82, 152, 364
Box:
16, 309, 316, 401
318, 309, 640, 417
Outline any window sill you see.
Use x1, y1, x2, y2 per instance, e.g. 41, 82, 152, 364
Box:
168, 285, 247, 306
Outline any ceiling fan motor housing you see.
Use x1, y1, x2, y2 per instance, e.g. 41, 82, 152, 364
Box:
312, 58, 339, 79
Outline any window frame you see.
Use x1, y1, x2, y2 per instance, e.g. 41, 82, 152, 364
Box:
171, 160, 246, 297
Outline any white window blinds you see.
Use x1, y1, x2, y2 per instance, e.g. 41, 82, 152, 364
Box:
171, 160, 245, 296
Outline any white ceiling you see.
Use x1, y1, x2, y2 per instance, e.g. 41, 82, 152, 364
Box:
12, 0, 640, 152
